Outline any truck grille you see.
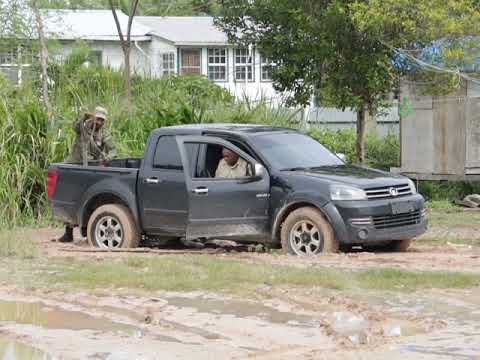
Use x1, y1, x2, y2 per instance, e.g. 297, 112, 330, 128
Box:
365, 184, 412, 200
372, 210, 421, 229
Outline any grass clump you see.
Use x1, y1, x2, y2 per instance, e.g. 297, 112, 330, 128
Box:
0, 230, 37, 259
419, 208, 480, 246
45, 255, 480, 293
426, 200, 458, 210
427, 208, 480, 228
356, 268, 479, 291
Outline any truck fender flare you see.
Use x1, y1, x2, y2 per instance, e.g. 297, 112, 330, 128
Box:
271, 198, 348, 244
271, 195, 328, 241
77, 180, 139, 229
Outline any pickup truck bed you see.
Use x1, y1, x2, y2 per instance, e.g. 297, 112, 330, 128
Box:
50, 159, 141, 230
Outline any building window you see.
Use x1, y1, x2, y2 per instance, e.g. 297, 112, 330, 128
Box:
161, 52, 175, 77
260, 55, 273, 81
207, 48, 227, 81
0, 44, 36, 85
181, 49, 201, 75
234, 48, 254, 82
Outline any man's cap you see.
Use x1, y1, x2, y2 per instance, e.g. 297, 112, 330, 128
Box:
95, 106, 108, 120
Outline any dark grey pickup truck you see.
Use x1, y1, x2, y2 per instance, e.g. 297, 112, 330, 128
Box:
48, 124, 427, 255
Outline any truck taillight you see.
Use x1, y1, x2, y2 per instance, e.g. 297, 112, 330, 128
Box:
47, 169, 59, 199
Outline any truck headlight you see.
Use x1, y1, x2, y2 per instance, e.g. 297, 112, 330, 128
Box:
330, 185, 367, 201
407, 179, 417, 194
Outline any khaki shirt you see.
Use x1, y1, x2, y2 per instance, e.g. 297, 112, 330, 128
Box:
67, 115, 116, 163
215, 157, 250, 178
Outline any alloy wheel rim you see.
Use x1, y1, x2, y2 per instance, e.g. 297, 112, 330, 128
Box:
95, 215, 123, 249
289, 220, 324, 255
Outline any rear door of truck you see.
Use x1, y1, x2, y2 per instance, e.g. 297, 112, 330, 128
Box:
176, 136, 270, 240
137, 135, 193, 236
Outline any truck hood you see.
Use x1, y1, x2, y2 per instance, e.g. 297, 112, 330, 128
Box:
283, 165, 408, 188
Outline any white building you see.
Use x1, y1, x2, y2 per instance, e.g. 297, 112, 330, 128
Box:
135, 16, 282, 104
36, 10, 282, 105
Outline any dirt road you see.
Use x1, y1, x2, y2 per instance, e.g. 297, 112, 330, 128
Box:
37, 227, 480, 273
0, 227, 479, 359
0, 283, 479, 359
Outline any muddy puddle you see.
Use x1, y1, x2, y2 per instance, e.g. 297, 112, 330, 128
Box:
0, 300, 136, 334
166, 296, 319, 327
0, 339, 50, 360
359, 290, 480, 358
364, 291, 480, 324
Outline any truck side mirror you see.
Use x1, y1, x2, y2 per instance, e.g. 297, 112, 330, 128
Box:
336, 153, 347, 162
254, 163, 266, 177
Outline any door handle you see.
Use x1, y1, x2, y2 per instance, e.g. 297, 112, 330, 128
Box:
144, 177, 159, 184
193, 187, 209, 195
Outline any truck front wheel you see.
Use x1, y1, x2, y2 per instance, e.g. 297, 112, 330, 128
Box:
87, 204, 140, 249
281, 207, 339, 255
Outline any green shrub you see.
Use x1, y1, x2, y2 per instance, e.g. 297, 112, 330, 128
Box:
419, 181, 480, 201
308, 128, 400, 171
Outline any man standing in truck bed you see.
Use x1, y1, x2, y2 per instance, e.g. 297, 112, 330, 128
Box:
56, 106, 116, 243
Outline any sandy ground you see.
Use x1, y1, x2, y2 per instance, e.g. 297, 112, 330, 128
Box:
36, 227, 480, 273
0, 227, 479, 359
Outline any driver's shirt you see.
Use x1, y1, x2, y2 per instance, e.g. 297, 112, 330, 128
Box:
215, 158, 249, 178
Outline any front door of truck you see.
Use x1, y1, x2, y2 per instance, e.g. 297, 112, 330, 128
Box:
177, 136, 270, 240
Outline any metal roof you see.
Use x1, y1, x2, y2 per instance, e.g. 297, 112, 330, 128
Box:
136, 16, 229, 46
42, 9, 151, 41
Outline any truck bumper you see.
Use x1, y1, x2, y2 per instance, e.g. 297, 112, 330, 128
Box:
322, 194, 428, 244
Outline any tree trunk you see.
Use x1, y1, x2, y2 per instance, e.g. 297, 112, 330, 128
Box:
356, 105, 366, 164
32, 2, 53, 125
123, 46, 132, 113
109, 0, 139, 115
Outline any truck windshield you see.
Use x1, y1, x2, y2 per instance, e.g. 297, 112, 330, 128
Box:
251, 132, 344, 170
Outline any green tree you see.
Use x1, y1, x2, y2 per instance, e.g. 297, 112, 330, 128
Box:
36, 0, 222, 16
217, 0, 480, 163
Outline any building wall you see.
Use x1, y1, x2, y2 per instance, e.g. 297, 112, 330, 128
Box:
398, 80, 480, 176
216, 47, 280, 105
52, 40, 150, 75
306, 106, 400, 136
148, 37, 177, 78
146, 37, 283, 105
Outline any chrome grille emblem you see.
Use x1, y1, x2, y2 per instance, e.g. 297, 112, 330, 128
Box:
389, 187, 399, 197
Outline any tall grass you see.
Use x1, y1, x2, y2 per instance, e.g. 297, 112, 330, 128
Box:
0, 44, 293, 226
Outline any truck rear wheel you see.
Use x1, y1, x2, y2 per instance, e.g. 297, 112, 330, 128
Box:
281, 207, 339, 255
87, 204, 140, 249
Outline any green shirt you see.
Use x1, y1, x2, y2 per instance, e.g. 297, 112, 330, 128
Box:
67, 116, 116, 163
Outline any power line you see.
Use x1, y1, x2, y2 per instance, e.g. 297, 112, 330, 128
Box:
392, 46, 480, 86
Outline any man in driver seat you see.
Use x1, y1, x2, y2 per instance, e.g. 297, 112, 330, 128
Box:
215, 147, 250, 178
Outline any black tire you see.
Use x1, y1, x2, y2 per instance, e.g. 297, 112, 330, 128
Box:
280, 207, 339, 255
87, 204, 140, 249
